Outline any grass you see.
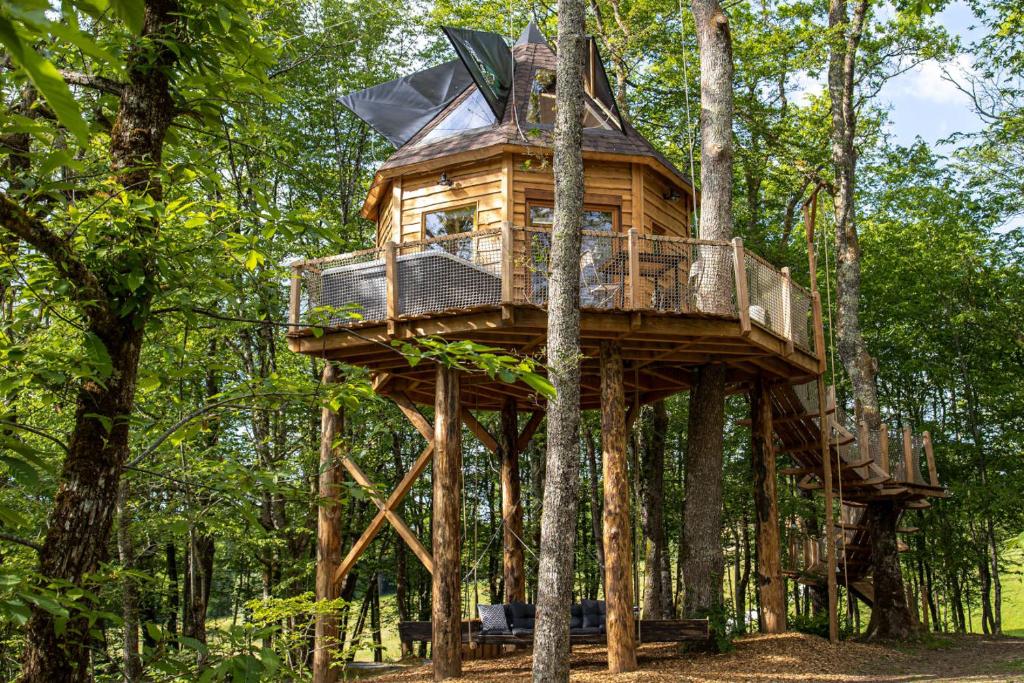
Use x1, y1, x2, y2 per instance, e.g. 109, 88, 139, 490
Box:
969, 547, 1024, 635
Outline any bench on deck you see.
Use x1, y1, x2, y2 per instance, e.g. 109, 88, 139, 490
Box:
398, 600, 710, 651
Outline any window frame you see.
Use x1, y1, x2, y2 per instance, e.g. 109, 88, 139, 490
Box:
525, 201, 621, 233
420, 201, 479, 240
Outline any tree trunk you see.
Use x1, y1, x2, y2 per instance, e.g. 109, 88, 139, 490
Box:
864, 501, 913, 640
166, 543, 179, 643
682, 0, 733, 628
16, 3, 180, 679
499, 398, 526, 603
682, 365, 727, 618
183, 531, 215, 649
432, 364, 462, 681
584, 427, 606, 595
640, 401, 669, 619
532, 0, 585, 679
314, 364, 343, 683
600, 342, 637, 673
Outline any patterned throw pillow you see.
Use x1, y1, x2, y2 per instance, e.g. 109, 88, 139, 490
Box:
477, 604, 510, 632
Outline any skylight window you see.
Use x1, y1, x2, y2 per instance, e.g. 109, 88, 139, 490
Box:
525, 68, 620, 130
418, 89, 495, 144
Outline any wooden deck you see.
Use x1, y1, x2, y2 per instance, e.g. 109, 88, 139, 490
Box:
287, 227, 821, 409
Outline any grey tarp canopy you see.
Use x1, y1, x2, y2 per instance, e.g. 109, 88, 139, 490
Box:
338, 59, 474, 148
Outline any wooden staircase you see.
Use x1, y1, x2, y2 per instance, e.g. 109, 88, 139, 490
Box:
771, 381, 946, 602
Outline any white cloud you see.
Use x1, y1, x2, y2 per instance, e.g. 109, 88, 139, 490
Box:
889, 54, 975, 106
791, 70, 824, 106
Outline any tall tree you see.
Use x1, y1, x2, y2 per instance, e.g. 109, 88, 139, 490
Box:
532, 0, 587, 678
825, 0, 914, 639
682, 0, 734, 621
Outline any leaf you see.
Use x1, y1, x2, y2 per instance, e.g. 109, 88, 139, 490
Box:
521, 373, 556, 400
0, 16, 90, 144
244, 250, 265, 271
0, 455, 39, 488
109, 0, 144, 34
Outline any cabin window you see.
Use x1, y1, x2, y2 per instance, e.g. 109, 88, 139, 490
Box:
423, 204, 477, 239
527, 205, 616, 232
418, 89, 495, 144
526, 69, 618, 130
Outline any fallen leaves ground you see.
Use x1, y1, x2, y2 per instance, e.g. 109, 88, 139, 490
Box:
368, 632, 1024, 682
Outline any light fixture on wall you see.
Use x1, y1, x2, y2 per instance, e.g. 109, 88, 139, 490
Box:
438, 171, 453, 187
663, 188, 682, 201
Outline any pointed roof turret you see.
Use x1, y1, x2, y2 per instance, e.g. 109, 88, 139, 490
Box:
515, 21, 550, 47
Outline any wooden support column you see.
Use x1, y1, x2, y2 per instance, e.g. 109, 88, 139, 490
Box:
751, 378, 785, 633
499, 398, 526, 603
732, 238, 751, 335
903, 425, 915, 484
433, 364, 462, 681
923, 431, 939, 487
879, 424, 890, 476
599, 341, 637, 673
314, 364, 342, 683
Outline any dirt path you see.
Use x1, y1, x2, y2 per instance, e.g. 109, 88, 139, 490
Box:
370, 632, 1024, 682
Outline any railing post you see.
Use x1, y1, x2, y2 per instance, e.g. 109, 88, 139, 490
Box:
902, 425, 915, 485
923, 431, 939, 487
879, 424, 890, 476
858, 419, 870, 465
812, 291, 826, 374
781, 266, 794, 355
386, 242, 398, 336
628, 228, 641, 310
501, 221, 514, 306
289, 265, 302, 329
732, 237, 751, 335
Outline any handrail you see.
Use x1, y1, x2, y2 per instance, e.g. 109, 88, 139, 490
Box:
288, 226, 817, 354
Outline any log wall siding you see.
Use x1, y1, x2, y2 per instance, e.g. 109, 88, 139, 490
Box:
398, 158, 505, 241
374, 153, 693, 245
643, 166, 692, 237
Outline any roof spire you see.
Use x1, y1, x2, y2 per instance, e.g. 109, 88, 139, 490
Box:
515, 21, 550, 47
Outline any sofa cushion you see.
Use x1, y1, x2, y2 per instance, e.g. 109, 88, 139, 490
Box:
581, 599, 606, 629
569, 626, 603, 635
569, 603, 583, 629
511, 627, 534, 637
478, 604, 510, 634
508, 602, 536, 630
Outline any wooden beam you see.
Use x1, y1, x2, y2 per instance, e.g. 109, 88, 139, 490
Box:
812, 292, 826, 374
340, 457, 433, 573
333, 442, 434, 585
289, 267, 302, 328
461, 408, 498, 453
391, 392, 434, 441
879, 424, 890, 476
903, 425, 915, 485
314, 364, 342, 683
385, 241, 398, 336
781, 267, 794, 356
501, 220, 514, 306
516, 410, 544, 453
499, 398, 525, 603
433, 364, 462, 680
599, 341, 637, 673
732, 237, 751, 335
751, 378, 785, 633
628, 228, 641, 310
923, 431, 939, 487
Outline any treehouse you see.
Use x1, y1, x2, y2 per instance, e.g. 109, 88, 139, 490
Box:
288, 22, 942, 681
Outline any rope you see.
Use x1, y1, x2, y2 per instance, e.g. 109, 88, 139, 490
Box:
677, 0, 700, 235
816, 200, 852, 607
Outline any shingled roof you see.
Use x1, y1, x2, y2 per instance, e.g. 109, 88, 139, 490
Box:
348, 23, 694, 219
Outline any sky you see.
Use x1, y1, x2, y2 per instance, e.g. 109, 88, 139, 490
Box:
876, 1, 983, 149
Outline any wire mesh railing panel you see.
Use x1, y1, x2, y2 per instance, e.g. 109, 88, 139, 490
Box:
520, 227, 551, 306
689, 241, 737, 316
579, 230, 629, 310
745, 252, 786, 338
396, 230, 503, 317
633, 234, 692, 313
300, 247, 386, 327
910, 433, 928, 485
887, 428, 907, 482
791, 283, 813, 351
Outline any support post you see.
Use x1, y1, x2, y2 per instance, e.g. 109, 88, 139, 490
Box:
732, 237, 751, 335
879, 424, 890, 476
923, 431, 939, 487
903, 425, 915, 485
433, 364, 462, 680
314, 364, 342, 683
499, 398, 525, 603
289, 266, 302, 328
385, 241, 399, 336
751, 378, 785, 633
599, 341, 637, 673
501, 221, 514, 306
816, 377, 839, 644
628, 228, 641, 310
781, 266, 794, 355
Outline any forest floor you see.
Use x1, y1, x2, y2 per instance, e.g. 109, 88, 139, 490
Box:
365, 632, 1024, 682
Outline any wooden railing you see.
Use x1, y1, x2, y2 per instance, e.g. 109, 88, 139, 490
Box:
288, 225, 817, 354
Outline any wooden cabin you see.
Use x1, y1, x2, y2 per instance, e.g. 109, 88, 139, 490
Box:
286, 22, 943, 682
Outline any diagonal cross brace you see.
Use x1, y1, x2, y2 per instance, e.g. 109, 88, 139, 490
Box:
333, 393, 436, 588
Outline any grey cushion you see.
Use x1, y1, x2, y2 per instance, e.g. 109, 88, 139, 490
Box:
581, 599, 606, 629
478, 604, 510, 633
508, 602, 536, 630
511, 627, 534, 637
569, 604, 583, 629
569, 626, 602, 635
